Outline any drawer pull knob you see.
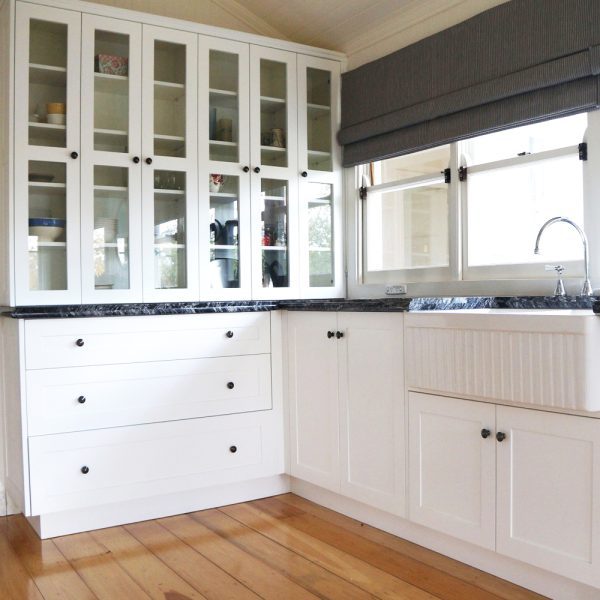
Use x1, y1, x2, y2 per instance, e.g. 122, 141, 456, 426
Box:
227, 381, 235, 389
77, 396, 86, 404
481, 428, 491, 439
327, 331, 335, 339
229, 445, 237, 453
81, 466, 90, 474
76, 338, 85, 347
226, 330, 234, 338
336, 331, 344, 339
496, 431, 507, 442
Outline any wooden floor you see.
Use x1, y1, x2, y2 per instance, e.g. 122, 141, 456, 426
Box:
0, 493, 547, 600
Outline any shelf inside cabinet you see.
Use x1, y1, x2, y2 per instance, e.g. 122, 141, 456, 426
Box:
209, 140, 237, 148
29, 63, 67, 86
262, 195, 287, 202
210, 244, 239, 250
94, 185, 128, 198
210, 192, 238, 205
262, 245, 288, 251
154, 242, 186, 249
29, 122, 66, 138
261, 146, 286, 162
28, 182, 66, 196
94, 128, 127, 142
209, 88, 237, 109
28, 241, 67, 249
307, 102, 330, 116
154, 188, 185, 200
260, 96, 286, 113
309, 246, 332, 252
154, 134, 185, 155
308, 197, 332, 206
95, 73, 128, 95
308, 149, 331, 158
154, 80, 185, 101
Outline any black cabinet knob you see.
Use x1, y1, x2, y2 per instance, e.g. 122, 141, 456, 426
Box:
481, 428, 491, 439
336, 331, 344, 339
133, 156, 140, 164
496, 431, 506, 442
253, 166, 261, 173
227, 381, 235, 389
70, 151, 78, 159
145, 157, 153, 165
76, 338, 85, 347
301, 171, 308, 177
226, 330, 234, 338
229, 445, 237, 453
77, 395, 86, 404
327, 331, 335, 339
81, 466, 89, 474
243, 166, 250, 173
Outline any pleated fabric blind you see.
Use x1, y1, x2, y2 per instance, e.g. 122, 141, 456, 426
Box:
339, 0, 600, 167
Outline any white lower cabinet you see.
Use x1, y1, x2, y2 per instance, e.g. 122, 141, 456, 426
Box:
288, 311, 405, 514
408, 391, 600, 588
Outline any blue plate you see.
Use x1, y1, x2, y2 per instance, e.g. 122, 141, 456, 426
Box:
29, 218, 66, 227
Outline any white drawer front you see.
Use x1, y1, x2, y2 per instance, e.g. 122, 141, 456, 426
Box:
26, 354, 272, 436
25, 313, 271, 369
29, 412, 283, 515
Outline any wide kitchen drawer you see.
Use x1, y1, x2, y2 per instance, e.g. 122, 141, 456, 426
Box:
28, 411, 283, 515
24, 312, 271, 369
26, 354, 272, 436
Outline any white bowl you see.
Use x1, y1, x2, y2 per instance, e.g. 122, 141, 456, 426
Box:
47, 113, 66, 125
29, 225, 64, 242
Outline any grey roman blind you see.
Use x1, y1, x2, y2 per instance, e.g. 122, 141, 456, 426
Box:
339, 0, 600, 167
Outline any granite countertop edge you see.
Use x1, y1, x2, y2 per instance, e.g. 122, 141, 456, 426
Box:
2, 296, 599, 318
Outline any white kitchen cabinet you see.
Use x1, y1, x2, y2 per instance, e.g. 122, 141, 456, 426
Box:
408, 392, 496, 548
288, 311, 406, 512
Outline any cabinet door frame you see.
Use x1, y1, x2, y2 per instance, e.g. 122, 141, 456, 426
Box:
141, 25, 199, 301
14, 3, 82, 305
80, 14, 143, 303
297, 55, 344, 299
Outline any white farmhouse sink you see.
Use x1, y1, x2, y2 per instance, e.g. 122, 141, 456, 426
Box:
405, 309, 600, 412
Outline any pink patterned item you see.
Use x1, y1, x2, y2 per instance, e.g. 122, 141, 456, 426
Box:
95, 54, 128, 76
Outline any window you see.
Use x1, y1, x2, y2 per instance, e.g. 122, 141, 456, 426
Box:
358, 113, 590, 290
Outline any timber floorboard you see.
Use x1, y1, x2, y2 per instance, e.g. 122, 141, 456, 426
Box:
0, 493, 548, 600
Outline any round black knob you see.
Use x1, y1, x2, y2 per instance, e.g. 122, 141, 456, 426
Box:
227, 381, 235, 390
76, 338, 85, 347
496, 431, 506, 442
133, 156, 140, 164
81, 466, 89, 474
301, 171, 308, 177
70, 151, 78, 159
229, 445, 237, 453
481, 428, 491, 439
253, 166, 261, 174
226, 330, 234, 338
336, 331, 344, 339
77, 396, 86, 404
327, 331, 335, 339
145, 157, 153, 165
243, 166, 250, 173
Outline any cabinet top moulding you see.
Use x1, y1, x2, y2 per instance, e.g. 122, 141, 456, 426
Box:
23, 0, 346, 65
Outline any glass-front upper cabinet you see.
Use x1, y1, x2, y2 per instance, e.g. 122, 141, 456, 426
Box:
80, 15, 143, 303
14, 3, 81, 305
198, 37, 251, 299
297, 56, 343, 298
141, 27, 198, 301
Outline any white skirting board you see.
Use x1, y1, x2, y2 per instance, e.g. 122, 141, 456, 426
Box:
27, 474, 291, 539
290, 478, 600, 600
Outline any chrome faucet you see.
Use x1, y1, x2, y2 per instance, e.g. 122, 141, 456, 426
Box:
534, 217, 592, 296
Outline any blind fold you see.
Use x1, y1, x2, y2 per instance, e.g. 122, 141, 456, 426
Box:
339, 0, 600, 167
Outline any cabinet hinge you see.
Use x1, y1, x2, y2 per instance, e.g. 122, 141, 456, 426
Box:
359, 186, 368, 200
443, 168, 451, 184
579, 142, 588, 161
458, 165, 468, 182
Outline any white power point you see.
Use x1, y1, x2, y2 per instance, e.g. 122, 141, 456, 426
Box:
385, 284, 407, 295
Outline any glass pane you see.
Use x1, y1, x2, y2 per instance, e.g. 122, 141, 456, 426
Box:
306, 182, 334, 287
93, 166, 130, 290
306, 68, 332, 172
367, 184, 449, 271
154, 170, 186, 288
209, 174, 240, 288
28, 160, 67, 290
94, 30, 130, 153
28, 20, 68, 148
463, 113, 587, 165
468, 155, 583, 267
370, 145, 450, 186
260, 60, 287, 168
261, 178, 289, 288
209, 50, 239, 163
154, 41, 186, 158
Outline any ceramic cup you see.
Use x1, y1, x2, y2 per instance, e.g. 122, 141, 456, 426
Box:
47, 113, 66, 125
46, 102, 65, 115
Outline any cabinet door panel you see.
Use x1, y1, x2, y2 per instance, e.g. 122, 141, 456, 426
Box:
408, 392, 496, 549
496, 406, 600, 587
288, 311, 339, 491
339, 313, 405, 515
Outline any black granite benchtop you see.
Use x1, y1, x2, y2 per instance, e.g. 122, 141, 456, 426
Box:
2, 295, 598, 319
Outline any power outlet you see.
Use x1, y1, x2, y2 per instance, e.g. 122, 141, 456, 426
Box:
385, 284, 407, 295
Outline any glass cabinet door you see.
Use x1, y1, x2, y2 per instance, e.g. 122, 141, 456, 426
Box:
142, 26, 198, 300
80, 15, 142, 302
14, 3, 81, 304
298, 56, 343, 297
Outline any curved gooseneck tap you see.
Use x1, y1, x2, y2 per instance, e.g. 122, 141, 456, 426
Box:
533, 216, 592, 296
